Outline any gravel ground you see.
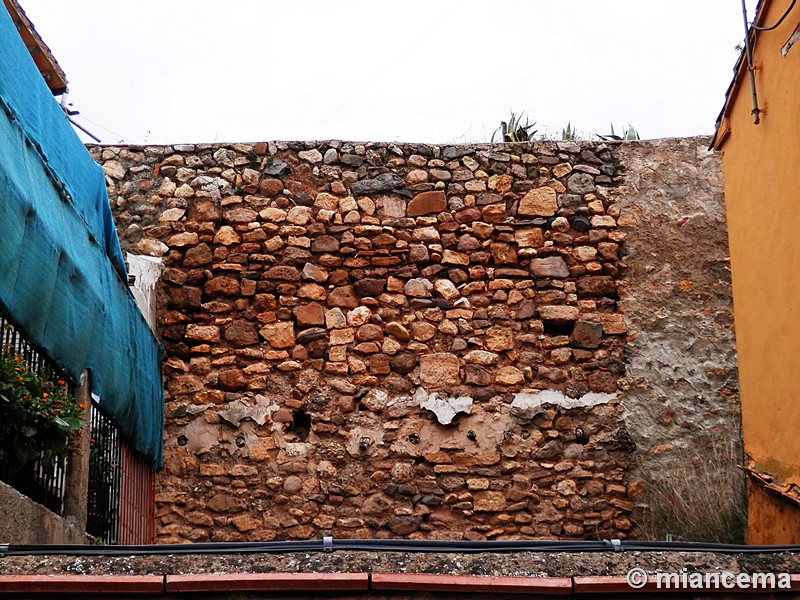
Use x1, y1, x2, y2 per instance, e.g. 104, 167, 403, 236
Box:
2, 550, 800, 577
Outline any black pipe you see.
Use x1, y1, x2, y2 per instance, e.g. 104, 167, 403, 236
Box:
3, 538, 800, 557
741, 0, 762, 124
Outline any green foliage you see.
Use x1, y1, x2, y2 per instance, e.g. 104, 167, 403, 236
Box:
492, 111, 537, 143
597, 123, 640, 141
561, 122, 579, 141
0, 349, 84, 471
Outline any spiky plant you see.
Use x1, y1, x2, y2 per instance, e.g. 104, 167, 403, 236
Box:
492, 111, 537, 143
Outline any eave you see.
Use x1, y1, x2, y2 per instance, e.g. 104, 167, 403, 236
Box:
2, 0, 68, 95
711, 0, 770, 150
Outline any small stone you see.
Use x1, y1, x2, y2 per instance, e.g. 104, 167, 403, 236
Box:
347, 306, 372, 327
259, 322, 295, 348
570, 320, 604, 349
351, 173, 403, 195
530, 256, 570, 278
464, 350, 500, 365
405, 278, 433, 298
328, 285, 359, 308
407, 190, 446, 216
518, 187, 558, 217
325, 308, 348, 329
294, 303, 326, 328
311, 236, 340, 253
302, 262, 329, 283
474, 491, 506, 512
434, 279, 460, 301
298, 149, 323, 163
419, 353, 461, 389
488, 174, 513, 193
538, 305, 580, 322
567, 172, 595, 194
515, 229, 544, 248
495, 366, 525, 385
485, 327, 515, 352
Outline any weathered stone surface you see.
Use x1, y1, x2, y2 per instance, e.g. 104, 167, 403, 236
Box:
407, 191, 446, 216
571, 320, 604, 349
530, 256, 570, 278
328, 286, 359, 308
519, 187, 558, 217
293, 303, 325, 328
224, 320, 260, 347
351, 173, 403, 195
538, 305, 580, 321
259, 322, 295, 348
419, 353, 461, 388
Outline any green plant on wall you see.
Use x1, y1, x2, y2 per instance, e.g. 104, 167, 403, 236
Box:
0, 349, 84, 471
492, 111, 537, 142
561, 122, 579, 141
597, 123, 640, 141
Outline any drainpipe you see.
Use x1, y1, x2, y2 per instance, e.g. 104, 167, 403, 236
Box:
741, 0, 762, 124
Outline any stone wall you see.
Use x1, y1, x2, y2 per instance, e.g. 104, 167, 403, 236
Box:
90, 136, 736, 543
0, 481, 92, 544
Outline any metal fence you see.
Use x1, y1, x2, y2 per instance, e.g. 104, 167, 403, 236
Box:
87, 404, 122, 544
87, 405, 156, 545
0, 314, 71, 515
2, 312, 156, 544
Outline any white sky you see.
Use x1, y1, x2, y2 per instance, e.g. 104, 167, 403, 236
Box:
21, 1, 750, 145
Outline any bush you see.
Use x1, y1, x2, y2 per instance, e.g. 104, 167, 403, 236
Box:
0, 350, 85, 471
636, 439, 747, 543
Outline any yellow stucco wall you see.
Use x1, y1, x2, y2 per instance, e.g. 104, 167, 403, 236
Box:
717, 0, 800, 538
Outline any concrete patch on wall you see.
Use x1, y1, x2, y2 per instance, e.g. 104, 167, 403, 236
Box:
612, 137, 740, 501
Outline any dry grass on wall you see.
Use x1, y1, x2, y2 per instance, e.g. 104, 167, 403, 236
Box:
635, 438, 747, 544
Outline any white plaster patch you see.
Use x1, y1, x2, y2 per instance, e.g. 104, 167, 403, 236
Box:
417, 387, 473, 425
510, 390, 616, 420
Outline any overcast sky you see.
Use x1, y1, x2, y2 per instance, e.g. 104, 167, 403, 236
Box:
21, 1, 749, 145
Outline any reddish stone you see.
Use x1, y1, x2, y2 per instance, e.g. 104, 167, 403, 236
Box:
369, 353, 391, 375
407, 190, 446, 217
576, 276, 617, 297
220, 321, 258, 348
204, 277, 240, 297
293, 303, 325, 327
390, 352, 417, 374
183, 243, 213, 267
454, 208, 482, 224
224, 207, 259, 224
218, 369, 246, 390
187, 199, 221, 223
259, 178, 284, 197
570, 320, 603, 349
265, 266, 302, 281
356, 324, 383, 342
354, 278, 386, 297
490, 243, 517, 265
169, 286, 201, 308
311, 236, 340, 253
328, 285, 359, 309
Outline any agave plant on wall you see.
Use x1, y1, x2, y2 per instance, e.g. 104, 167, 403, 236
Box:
597, 123, 640, 141
492, 111, 537, 142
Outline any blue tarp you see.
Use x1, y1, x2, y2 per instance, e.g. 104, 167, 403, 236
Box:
0, 8, 164, 467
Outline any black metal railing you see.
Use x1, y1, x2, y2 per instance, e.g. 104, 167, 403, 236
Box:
87, 404, 122, 544
0, 314, 72, 515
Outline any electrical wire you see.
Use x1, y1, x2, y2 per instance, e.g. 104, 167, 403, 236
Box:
3, 538, 800, 557
752, 0, 796, 30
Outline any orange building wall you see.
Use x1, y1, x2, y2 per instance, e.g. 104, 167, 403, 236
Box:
717, 0, 800, 539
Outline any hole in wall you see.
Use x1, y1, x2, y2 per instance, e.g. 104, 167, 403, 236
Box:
289, 410, 311, 441
543, 321, 575, 337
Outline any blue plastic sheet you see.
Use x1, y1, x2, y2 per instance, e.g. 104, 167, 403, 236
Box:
0, 8, 164, 467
